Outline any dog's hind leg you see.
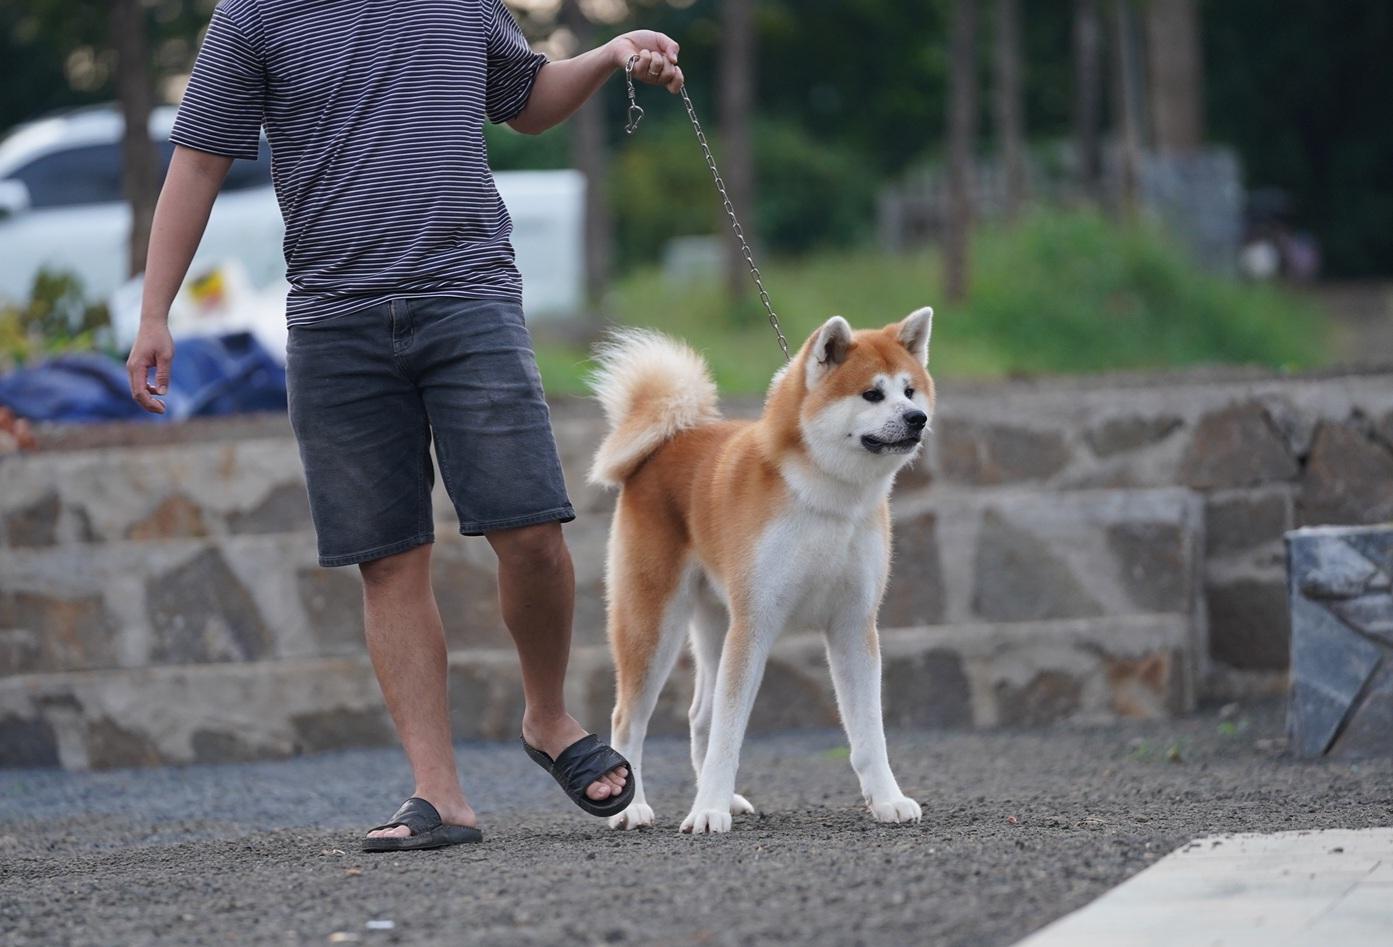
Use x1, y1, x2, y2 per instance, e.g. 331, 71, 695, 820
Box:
606, 518, 695, 830
688, 590, 754, 817
823, 614, 922, 824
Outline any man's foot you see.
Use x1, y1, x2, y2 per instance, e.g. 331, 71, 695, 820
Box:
366, 793, 477, 841
523, 712, 628, 801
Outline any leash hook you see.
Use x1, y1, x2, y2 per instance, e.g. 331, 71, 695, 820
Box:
623, 54, 644, 135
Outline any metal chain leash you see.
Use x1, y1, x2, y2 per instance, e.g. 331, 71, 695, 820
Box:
624, 55, 791, 362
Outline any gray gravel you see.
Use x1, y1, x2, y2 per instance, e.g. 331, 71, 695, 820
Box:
3, 702, 1392, 947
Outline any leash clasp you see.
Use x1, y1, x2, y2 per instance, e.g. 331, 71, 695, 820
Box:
623, 54, 644, 135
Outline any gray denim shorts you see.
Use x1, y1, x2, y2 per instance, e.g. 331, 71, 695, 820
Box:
285, 296, 576, 566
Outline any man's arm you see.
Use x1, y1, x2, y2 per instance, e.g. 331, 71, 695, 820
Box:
508, 30, 684, 135
126, 145, 232, 414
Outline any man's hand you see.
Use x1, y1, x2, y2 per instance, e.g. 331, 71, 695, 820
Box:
608, 30, 684, 93
126, 319, 175, 414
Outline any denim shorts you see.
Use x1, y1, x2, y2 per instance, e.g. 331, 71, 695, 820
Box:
286, 296, 576, 566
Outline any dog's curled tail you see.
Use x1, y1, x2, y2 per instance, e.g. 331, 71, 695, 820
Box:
587, 328, 720, 488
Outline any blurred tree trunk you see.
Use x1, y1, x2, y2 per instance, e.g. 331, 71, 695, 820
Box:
1072, 0, 1103, 199
993, 0, 1026, 219
1145, 0, 1203, 153
945, 0, 977, 302
110, 0, 158, 277
560, 0, 611, 310
1109, 0, 1145, 215
719, 0, 755, 301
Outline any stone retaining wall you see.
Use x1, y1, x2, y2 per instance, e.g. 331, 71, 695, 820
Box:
3, 365, 1391, 768
0, 617, 1189, 769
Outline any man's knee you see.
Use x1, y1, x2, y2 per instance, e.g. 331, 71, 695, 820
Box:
359, 543, 432, 590
487, 522, 568, 571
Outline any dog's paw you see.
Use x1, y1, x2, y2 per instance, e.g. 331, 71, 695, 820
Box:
730, 793, 755, 815
680, 807, 733, 834
869, 796, 922, 824
608, 802, 655, 831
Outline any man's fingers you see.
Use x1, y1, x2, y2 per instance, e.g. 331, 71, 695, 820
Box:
666, 65, 685, 93
648, 52, 665, 77
154, 349, 172, 396
658, 34, 680, 61
127, 357, 145, 403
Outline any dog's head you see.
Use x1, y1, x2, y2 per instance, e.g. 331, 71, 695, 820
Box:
771, 307, 935, 481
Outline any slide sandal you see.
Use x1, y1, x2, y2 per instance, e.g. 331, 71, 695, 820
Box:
361, 797, 482, 852
522, 734, 635, 818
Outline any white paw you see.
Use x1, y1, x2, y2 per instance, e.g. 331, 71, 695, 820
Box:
680, 807, 733, 834
730, 793, 755, 815
607, 802, 655, 830
869, 796, 923, 824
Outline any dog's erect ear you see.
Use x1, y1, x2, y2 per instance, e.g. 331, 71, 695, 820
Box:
805, 315, 854, 388
897, 306, 934, 365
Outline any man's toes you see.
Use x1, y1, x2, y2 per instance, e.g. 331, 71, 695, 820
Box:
586, 780, 613, 800
366, 825, 411, 839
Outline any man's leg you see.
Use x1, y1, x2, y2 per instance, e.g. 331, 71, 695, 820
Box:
362, 545, 476, 839
486, 523, 627, 801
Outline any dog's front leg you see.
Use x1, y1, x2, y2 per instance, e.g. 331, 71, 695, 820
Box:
681, 619, 774, 834
824, 619, 922, 824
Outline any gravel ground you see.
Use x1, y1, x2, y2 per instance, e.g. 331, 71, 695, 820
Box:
3, 702, 1391, 947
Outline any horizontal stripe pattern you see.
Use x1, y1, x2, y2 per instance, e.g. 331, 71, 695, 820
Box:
170, 0, 547, 325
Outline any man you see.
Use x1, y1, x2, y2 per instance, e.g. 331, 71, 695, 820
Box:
128, 0, 684, 851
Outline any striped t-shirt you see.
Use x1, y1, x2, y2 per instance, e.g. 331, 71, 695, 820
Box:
170, 0, 548, 326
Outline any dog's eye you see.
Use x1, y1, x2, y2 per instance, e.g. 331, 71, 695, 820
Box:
862, 389, 884, 403
905, 387, 916, 399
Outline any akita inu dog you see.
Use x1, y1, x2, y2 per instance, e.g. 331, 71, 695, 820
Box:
587, 309, 934, 834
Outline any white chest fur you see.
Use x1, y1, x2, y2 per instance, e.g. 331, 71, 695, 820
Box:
747, 504, 889, 634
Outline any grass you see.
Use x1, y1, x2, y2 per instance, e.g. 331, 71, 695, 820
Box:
534, 209, 1330, 396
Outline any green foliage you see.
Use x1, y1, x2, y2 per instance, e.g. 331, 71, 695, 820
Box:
0, 269, 112, 369
606, 117, 877, 268
534, 209, 1328, 395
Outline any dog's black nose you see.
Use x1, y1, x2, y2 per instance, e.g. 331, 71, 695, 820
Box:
904, 409, 928, 431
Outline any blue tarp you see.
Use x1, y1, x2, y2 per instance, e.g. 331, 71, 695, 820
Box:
0, 333, 286, 423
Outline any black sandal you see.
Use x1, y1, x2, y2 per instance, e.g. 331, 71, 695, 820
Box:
522, 734, 635, 817
361, 797, 482, 852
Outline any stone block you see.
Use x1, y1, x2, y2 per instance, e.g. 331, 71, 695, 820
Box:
146, 548, 273, 664
935, 418, 1072, 485
882, 647, 972, 728
1106, 652, 1182, 718
1084, 414, 1183, 457
972, 510, 1103, 622
880, 511, 945, 627
430, 548, 512, 650
1299, 421, 1393, 526
1286, 525, 1393, 759
296, 568, 366, 655
0, 590, 120, 675
1206, 575, 1290, 670
227, 482, 313, 535
1106, 521, 1187, 613
2, 492, 59, 548
1204, 488, 1292, 558
994, 671, 1082, 727
1179, 401, 1297, 489
125, 494, 209, 541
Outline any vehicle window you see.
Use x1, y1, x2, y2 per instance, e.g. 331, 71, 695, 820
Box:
10, 144, 123, 208
7, 137, 272, 210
